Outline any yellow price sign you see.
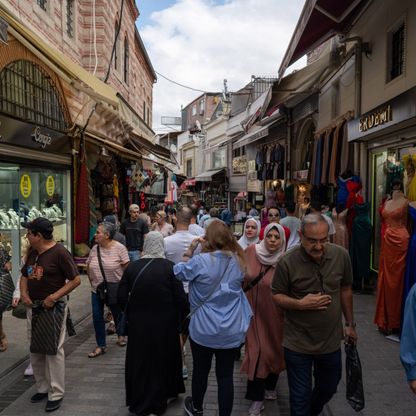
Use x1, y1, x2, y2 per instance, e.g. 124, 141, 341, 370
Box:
46, 176, 55, 197
20, 174, 32, 198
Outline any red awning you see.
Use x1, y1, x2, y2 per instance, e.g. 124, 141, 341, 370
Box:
180, 178, 196, 189
234, 191, 247, 202
278, 0, 369, 78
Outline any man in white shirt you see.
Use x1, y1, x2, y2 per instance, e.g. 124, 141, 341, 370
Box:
188, 205, 205, 236
280, 202, 301, 249
310, 201, 336, 237
164, 206, 196, 380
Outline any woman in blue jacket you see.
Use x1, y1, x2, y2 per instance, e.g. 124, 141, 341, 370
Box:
174, 220, 253, 416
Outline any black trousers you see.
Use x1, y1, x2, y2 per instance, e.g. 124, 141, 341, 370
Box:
190, 338, 239, 416
246, 373, 279, 401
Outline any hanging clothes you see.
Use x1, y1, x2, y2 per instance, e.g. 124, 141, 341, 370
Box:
265, 190, 277, 209
328, 125, 341, 185
349, 203, 372, 291
374, 202, 409, 332
339, 122, 350, 175
75, 147, 90, 245
332, 208, 349, 250
315, 135, 324, 186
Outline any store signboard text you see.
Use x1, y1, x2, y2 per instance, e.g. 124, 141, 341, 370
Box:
359, 105, 392, 132
31, 126, 52, 148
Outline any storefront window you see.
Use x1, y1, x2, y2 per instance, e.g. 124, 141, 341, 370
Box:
0, 163, 71, 283
212, 148, 226, 169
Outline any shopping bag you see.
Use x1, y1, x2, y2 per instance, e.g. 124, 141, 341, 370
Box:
345, 342, 365, 411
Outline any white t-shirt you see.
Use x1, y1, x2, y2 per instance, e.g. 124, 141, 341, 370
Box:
188, 223, 205, 236
323, 214, 336, 236
164, 230, 196, 293
280, 216, 301, 249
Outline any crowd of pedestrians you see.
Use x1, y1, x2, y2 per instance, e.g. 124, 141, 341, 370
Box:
2, 200, 416, 416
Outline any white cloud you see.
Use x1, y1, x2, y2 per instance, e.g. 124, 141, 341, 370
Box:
140, 0, 306, 132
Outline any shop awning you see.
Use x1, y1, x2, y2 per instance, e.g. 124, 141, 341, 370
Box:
183, 178, 197, 187
195, 169, 225, 182
232, 125, 270, 150
129, 133, 174, 165
278, 0, 369, 78
0, 6, 119, 108
234, 191, 247, 201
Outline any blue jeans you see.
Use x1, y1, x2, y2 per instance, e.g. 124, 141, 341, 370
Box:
128, 250, 140, 262
91, 292, 123, 348
284, 347, 342, 416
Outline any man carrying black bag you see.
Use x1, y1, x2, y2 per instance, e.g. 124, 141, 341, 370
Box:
21, 218, 80, 413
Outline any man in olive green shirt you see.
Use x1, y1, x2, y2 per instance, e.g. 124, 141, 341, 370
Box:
272, 214, 357, 416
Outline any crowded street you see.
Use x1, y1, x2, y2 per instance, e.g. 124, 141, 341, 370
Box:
1, 0, 416, 415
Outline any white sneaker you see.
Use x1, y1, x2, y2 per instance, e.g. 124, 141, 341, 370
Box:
264, 389, 277, 400
248, 401, 264, 416
24, 362, 33, 377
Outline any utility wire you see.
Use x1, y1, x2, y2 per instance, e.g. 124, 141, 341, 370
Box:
155, 70, 212, 93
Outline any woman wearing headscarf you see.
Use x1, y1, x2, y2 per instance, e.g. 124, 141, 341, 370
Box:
238, 218, 261, 250
241, 223, 287, 416
174, 221, 253, 416
118, 232, 187, 416
87, 222, 129, 357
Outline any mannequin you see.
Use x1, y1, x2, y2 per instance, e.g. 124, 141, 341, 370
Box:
403, 155, 416, 201
332, 204, 349, 249
374, 179, 409, 334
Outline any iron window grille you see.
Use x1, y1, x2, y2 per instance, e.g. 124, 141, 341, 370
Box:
37, 0, 47, 11
123, 37, 129, 83
66, 0, 74, 38
389, 23, 405, 80
0, 60, 69, 132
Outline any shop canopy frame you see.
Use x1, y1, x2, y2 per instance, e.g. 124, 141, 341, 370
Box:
195, 168, 226, 182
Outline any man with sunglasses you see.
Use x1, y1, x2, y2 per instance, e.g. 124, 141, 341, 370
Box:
20, 218, 81, 412
272, 214, 357, 416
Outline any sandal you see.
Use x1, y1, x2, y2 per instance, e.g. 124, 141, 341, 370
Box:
0, 335, 8, 352
88, 347, 106, 358
117, 337, 127, 347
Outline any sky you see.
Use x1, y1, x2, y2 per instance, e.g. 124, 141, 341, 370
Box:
135, 0, 306, 133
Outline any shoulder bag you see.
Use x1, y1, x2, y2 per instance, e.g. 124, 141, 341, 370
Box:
243, 265, 272, 293
117, 259, 154, 336
96, 245, 119, 306
0, 269, 15, 312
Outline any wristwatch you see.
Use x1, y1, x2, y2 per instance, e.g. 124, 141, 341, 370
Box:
344, 322, 357, 328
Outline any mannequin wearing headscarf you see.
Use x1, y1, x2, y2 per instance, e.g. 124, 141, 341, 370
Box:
118, 231, 187, 416
238, 218, 261, 250
241, 223, 286, 410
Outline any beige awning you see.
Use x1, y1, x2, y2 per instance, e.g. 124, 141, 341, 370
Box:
195, 169, 225, 182
0, 5, 118, 108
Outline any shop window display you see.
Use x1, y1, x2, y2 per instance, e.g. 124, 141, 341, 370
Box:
0, 163, 70, 283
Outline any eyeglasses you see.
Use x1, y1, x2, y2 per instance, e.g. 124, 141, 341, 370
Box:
268, 213, 280, 218
302, 236, 328, 246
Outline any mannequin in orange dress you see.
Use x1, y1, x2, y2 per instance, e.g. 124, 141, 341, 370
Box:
374, 180, 409, 334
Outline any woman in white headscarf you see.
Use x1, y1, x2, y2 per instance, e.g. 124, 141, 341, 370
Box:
238, 218, 261, 250
241, 223, 287, 416
118, 232, 188, 416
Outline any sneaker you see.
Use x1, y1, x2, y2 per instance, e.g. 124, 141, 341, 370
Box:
182, 366, 189, 380
248, 401, 264, 416
30, 392, 48, 403
184, 396, 203, 416
45, 398, 63, 412
24, 363, 33, 377
264, 390, 277, 400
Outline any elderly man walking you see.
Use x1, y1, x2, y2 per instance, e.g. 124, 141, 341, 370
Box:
20, 218, 81, 412
272, 214, 357, 416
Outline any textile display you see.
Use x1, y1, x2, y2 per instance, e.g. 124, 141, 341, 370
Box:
75, 147, 89, 244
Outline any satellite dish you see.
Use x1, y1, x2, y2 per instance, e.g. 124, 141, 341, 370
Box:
170, 143, 177, 153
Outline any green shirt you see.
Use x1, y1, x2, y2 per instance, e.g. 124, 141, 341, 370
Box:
271, 243, 353, 354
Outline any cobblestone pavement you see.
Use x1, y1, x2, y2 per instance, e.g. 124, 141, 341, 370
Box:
1, 293, 416, 415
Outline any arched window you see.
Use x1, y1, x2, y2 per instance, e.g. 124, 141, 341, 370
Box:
0, 60, 69, 132
123, 36, 129, 84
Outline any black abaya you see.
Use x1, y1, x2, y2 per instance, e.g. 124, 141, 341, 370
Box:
118, 258, 187, 416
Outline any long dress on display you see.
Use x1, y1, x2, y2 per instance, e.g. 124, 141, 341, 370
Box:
401, 205, 416, 329
332, 208, 349, 249
374, 202, 410, 332
349, 203, 373, 291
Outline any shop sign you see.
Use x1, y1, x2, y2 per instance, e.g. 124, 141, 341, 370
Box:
293, 169, 308, 181
31, 126, 52, 148
46, 176, 55, 197
247, 179, 262, 193
359, 105, 392, 132
232, 156, 247, 174
20, 174, 32, 198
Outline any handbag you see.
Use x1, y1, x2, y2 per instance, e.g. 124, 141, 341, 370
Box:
30, 300, 65, 355
345, 342, 365, 411
117, 259, 154, 336
12, 301, 27, 319
96, 245, 119, 306
0, 269, 15, 312
243, 265, 272, 293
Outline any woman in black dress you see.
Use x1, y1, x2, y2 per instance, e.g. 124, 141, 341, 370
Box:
118, 231, 187, 416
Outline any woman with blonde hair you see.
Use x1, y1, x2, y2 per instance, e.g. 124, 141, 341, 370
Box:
174, 220, 253, 416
